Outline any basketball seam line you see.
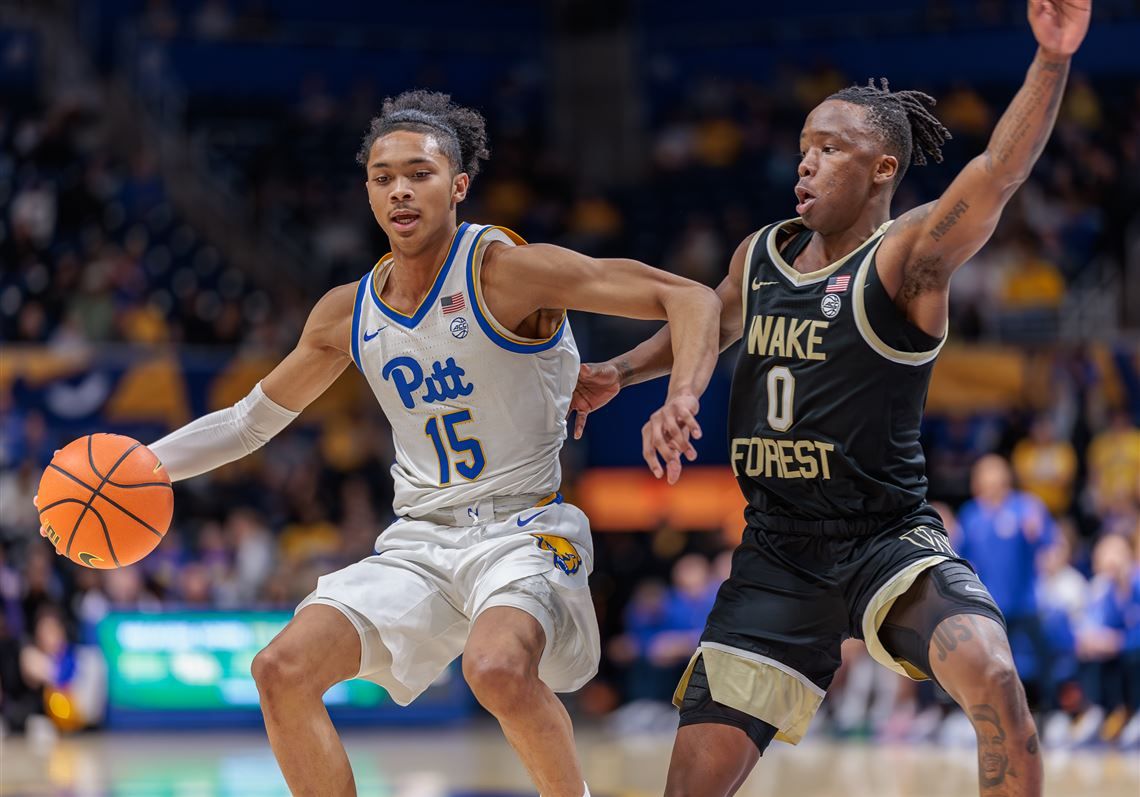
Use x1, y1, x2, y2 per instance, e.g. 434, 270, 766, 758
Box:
64, 438, 140, 564
87, 436, 172, 489
47, 464, 165, 539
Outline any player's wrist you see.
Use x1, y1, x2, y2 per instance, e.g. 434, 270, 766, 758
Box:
606, 357, 636, 388
1035, 46, 1072, 64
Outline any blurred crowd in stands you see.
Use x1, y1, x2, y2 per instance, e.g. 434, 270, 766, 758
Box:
2, 0, 1138, 750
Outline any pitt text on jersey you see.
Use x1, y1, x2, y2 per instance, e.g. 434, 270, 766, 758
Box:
382, 355, 474, 409
731, 312, 835, 482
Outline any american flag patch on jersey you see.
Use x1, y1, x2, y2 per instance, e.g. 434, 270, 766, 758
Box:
440, 292, 466, 314
825, 275, 851, 294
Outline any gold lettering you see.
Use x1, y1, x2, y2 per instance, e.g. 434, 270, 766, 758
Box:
730, 438, 747, 476
816, 442, 835, 479
786, 319, 809, 359
747, 316, 774, 355
732, 437, 838, 481
747, 438, 763, 477
806, 321, 828, 361
769, 317, 786, 358
762, 439, 782, 477
793, 441, 818, 478
777, 439, 799, 478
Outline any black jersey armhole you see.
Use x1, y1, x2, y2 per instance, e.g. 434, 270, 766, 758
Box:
862, 252, 944, 354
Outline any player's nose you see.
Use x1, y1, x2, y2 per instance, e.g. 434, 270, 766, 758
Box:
389, 176, 414, 200
797, 154, 815, 178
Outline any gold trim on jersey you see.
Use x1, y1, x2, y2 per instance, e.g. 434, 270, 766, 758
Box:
852, 236, 947, 366
861, 555, 950, 681
739, 227, 769, 328
766, 218, 892, 286
470, 225, 567, 346
673, 644, 825, 745
370, 224, 466, 319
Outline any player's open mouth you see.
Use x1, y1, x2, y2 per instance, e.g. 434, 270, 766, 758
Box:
390, 211, 420, 231
794, 185, 816, 216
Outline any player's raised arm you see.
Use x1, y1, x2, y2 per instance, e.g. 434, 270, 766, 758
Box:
481, 242, 722, 482
878, 0, 1090, 332
148, 283, 356, 481
568, 232, 753, 439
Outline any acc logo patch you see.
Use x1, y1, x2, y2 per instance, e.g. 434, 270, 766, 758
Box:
450, 317, 469, 339
531, 534, 582, 575
820, 293, 841, 318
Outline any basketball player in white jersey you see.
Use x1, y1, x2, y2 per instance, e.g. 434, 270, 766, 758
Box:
126, 92, 719, 796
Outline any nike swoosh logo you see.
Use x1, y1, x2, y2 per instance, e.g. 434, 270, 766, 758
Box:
517, 509, 550, 527
963, 584, 988, 594
752, 279, 778, 290
363, 325, 389, 342
78, 552, 103, 568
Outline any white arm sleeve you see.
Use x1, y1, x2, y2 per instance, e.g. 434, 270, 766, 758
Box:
149, 382, 300, 482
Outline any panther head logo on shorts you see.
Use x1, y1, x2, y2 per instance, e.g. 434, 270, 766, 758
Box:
531, 534, 582, 575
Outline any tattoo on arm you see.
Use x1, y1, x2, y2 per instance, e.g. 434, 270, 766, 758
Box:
898, 255, 946, 306
1025, 733, 1039, 755
985, 56, 1069, 178
929, 200, 970, 241
615, 357, 634, 384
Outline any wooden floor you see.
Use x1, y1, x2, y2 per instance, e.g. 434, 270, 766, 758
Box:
2, 725, 1138, 796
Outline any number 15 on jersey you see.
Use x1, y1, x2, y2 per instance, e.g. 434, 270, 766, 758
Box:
424, 409, 486, 485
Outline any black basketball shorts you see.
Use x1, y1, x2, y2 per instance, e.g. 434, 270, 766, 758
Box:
672, 504, 1002, 747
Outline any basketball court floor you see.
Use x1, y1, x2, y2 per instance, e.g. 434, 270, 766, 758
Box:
3, 724, 1137, 796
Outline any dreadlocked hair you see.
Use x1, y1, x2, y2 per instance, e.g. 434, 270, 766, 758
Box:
828, 78, 951, 187
356, 90, 490, 181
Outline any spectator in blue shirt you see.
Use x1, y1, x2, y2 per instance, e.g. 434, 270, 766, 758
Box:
958, 454, 1056, 707
1076, 534, 1140, 746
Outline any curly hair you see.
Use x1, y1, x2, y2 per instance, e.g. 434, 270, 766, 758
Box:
355, 90, 490, 181
828, 78, 951, 188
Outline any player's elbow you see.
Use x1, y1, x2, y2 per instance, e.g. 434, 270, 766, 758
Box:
662, 282, 721, 321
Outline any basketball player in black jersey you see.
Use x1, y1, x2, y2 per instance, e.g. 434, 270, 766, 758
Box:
572, 2, 1090, 795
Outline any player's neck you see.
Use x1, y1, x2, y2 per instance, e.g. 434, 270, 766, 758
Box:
387, 223, 460, 296
801, 212, 887, 271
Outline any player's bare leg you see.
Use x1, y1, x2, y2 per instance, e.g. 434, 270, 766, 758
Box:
664, 723, 759, 797
929, 615, 1042, 797
462, 606, 584, 797
252, 604, 364, 797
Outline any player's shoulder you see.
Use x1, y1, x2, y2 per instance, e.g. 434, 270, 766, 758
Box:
302, 282, 357, 346
313, 282, 358, 317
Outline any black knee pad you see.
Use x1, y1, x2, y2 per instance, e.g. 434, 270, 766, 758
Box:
677, 654, 779, 754
878, 559, 1006, 683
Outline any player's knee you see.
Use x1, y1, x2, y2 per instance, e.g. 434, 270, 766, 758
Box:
941, 633, 1021, 708
252, 644, 312, 700
462, 650, 537, 711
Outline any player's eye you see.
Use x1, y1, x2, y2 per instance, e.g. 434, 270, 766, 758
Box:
414, 170, 430, 179
374, 175, 389, 184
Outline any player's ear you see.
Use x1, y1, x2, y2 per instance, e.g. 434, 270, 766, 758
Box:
874, 154, 898, 187
453, 172, 470, 204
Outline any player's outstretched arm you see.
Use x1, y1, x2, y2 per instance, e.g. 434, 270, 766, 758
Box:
569, 233, 752, 439
481, 242, 722, 482
148, 284, 356, 481
878, 0, 1090, 334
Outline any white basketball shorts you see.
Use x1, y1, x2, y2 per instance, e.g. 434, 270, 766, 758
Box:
296, 497, 599, 705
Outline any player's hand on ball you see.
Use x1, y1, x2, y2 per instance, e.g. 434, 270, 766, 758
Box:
1028, 0, 1091, 58
569, 362, 623, 439
642, 392, 701, 484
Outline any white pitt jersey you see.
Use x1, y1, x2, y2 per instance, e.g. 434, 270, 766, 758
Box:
349, 222, 580, 518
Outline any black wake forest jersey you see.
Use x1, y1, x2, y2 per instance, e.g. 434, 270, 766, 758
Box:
728, 218, 946, 531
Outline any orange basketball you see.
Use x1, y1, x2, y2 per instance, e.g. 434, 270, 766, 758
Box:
36, 434, 173, 569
